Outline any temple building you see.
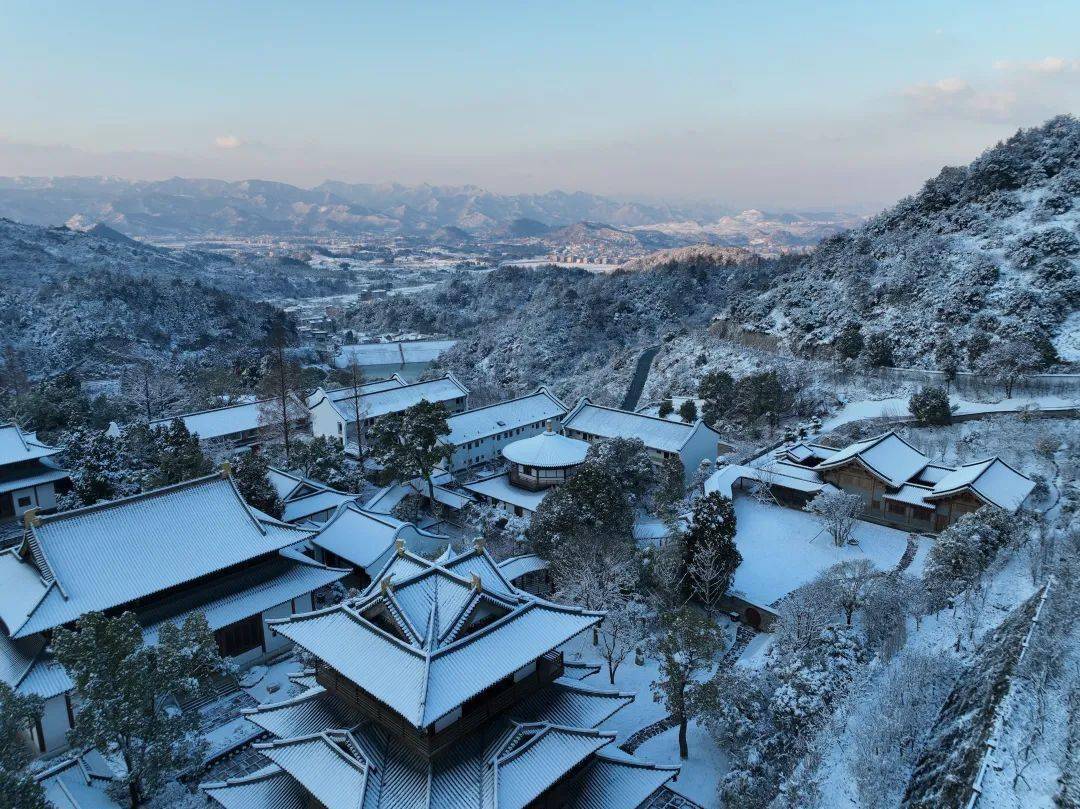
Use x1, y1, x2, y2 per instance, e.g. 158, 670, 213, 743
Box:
201, 544, 683, 808
463, 427, 590, 518
0, 471, 348, 755
0, 424, 70, 525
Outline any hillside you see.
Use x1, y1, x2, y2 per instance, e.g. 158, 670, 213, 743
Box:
0, 219, 276, 375
352, 250, 767, 403
728, 116, 1080, 366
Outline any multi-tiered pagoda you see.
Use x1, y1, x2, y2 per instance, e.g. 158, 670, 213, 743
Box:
202, 543, 681, 808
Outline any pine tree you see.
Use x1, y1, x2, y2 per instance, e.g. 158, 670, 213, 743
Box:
370, 400, 453, 513
231, 452, 284, 518
698, 370, 734, 425
908, 385, 953, 425
290, 436, 363, 491
934, 333, 961, 391
677, 399, 698, 423
658, 398, 674, 418
0, 683, 47, 809
258, 312, 304, 462
834, 322, 864, 360
150, 419, 212, 487
53, 611, 226, 808
862, 332, 894, 368
682, 492, 741, 607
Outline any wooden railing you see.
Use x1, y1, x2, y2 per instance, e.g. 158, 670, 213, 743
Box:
316, 650, 563, 758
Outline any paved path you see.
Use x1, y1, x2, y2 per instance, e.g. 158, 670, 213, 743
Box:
894, 534, 921, 573
619, 714, 679, 754
622, 344, 661, 411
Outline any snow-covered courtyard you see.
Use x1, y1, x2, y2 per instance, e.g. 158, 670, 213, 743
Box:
729, 495, 922, 606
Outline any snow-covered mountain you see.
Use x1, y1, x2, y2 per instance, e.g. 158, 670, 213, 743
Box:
0, 218, 274, 374
728, 116, 1080, 365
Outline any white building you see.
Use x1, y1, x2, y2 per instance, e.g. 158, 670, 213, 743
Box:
562, 398, 728, 482
308, 373, 469, 454
267, 467, 362, 526
0, 472, 348, 755
442, 387, 568, 471
0, 424, 70, 523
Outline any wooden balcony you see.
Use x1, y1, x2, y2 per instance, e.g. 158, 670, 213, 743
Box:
315, 650, 564, 758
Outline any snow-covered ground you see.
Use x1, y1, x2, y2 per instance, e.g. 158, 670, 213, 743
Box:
821, 392, 1079, 432
636, 720, 728, 807
730, 496, 918, 605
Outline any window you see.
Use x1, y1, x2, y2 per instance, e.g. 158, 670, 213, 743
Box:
886, 501, 907, 516
215, 614, 263, 658
17, 496, 32, 508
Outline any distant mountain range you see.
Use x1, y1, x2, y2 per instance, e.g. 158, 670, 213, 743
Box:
0, 176, 860, 252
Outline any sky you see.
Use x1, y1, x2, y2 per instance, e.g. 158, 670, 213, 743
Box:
1, 0, 1078, 212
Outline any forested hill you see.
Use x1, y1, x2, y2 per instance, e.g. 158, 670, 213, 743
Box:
0, 219, 275, 375
351, 251, 771, 403
728, 115, 1080, 366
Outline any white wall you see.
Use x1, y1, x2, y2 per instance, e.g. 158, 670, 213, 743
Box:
11, 482, 58, 517
309, 398, 346, 444
448, 418, 562, 472
678, 423, 721, 483
37, 693, 72, 754
261, 601, 294, 655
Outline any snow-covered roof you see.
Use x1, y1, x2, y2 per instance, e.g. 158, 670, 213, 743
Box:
562, 398, 720, 453
205, 679, 671, 809
443, 388, 568, 446
36, 751, 120, 809
141, 557, 348, 646
0, 423, 60, 466
334, 340, 457, 369
501, 428, 588, 469
705, 461, 832, 499
269, 548, 601, 728
282, 489, 359, 524
497, 554, 550, 582
203, 765, 306, 809
12, 474, 312, 638
493, 723, 615, 809
816, 431, 930, 487
149, 399, 275, 442
927, 457, 1036, 511
311, 502, 449, 572
462, 473, 550, 513
0, 456, 69, 496
882, 484, 935, 508
305, 375, 406, 409
313, 374, 469, 421
255, 731, 369, 809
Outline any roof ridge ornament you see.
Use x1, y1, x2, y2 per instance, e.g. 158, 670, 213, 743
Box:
471, 572, 482, 592
23, 507, 41, 528
221, 460, 232, 478
395, 538, 405, 556
381, 574, 394, 595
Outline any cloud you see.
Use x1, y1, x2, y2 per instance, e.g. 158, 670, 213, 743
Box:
214, 134, 244, 149
994, 56, 1079, 74
902, 77, 1018, 122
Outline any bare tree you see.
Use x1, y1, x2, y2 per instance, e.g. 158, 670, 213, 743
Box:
686, 528, 735, 617
805, 489, 864, 547
341, 356, 370, 464
259, 313, 304, 461
551, 543, 638, 646
597, 597, 649, 684
820, 559, 878, 625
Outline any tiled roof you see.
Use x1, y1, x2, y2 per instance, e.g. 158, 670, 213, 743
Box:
502, 429, 588, 469
568, 752, 680, 809
563, 399, 716, 453
462, 472, 550, 513
0, 424, 60, 466
816, 431, 929, 488
315, 374, 468, 421
202, 765, 308, 809
497, 554, 550, 583
444, 388, 567, 445
269, 548, 601, 728
334, 340, 457, 368
928, 457, 1035, 511
493, 723, 614, 809
13, 474, 312, 638
255, 731, 368, 809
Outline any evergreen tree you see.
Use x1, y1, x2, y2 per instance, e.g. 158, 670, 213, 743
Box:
657, 398, 674, 418
149, 419, 212, 487
682, 492, 740, 606
698, 370, 735, 425
231, 452, 284, 518
0, 683, 46, 809
934, 333, 962, 391
53, 611, 225, 808
60, 428, 142, 506
677, 399, 698, 423
834, 322, 864, 360
370, 400, 453, 510
862, 332, 894, 368
290, 436, 363, 491
908, 386, 953, 425
258, 312, 304, 462
648, 607, 724, 758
